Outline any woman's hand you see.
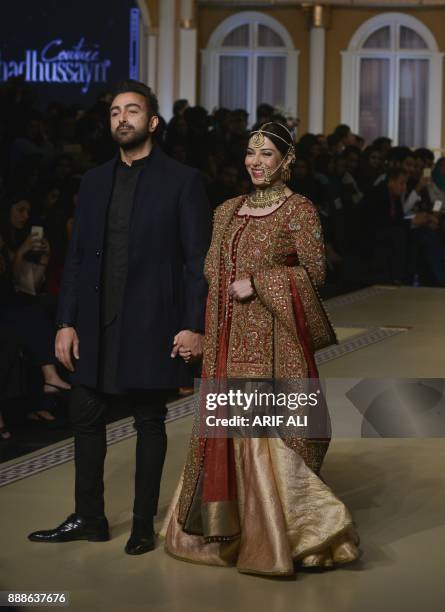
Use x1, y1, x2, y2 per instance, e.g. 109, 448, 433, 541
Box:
17, 235, 39, 257
38, 238, 51, 265
228, 278, 255, 301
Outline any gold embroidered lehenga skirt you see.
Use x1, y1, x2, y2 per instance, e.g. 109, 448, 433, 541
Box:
161, 195, 360, 575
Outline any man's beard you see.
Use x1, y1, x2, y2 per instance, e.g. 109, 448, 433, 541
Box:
111, 125, 150, 150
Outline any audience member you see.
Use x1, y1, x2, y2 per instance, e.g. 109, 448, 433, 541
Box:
2, 77, 445, 435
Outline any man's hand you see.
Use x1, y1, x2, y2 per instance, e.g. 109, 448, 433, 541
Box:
55, 327, 80, 372
171, 330, 203, 363
228, 278, 254, 301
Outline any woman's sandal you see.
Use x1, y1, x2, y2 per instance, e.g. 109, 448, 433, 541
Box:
0, 426, 12, 440
27, 410, 56, 422
43, 383, 71, 396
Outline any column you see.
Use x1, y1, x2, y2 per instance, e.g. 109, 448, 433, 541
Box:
178, 0, 197, 105
135, 0, 152, 87
307, 5, 328, 135
157, 0, 176, 120
148, 27, 158, 90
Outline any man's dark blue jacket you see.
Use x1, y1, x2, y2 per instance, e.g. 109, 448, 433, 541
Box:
56, 145, 211, 389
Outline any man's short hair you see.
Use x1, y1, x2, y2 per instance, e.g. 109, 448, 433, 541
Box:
387, 146, 414, 164
112, 80, 159, 116
414, 148, 435, 163
333, 124, 351, 139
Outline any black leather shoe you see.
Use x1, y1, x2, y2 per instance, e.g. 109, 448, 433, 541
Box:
28, 513, 109, 543
125, 532, 155, 555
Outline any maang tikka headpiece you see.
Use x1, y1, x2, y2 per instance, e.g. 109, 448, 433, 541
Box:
250, 122, 296, 184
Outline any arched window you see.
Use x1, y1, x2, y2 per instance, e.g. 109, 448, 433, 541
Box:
201, 12, 298, 124
341, 13, 443, 149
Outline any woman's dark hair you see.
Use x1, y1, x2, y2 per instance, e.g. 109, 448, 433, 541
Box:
250, 122, 294, 159
0, 191, 31, 250
112, 79, 159, 116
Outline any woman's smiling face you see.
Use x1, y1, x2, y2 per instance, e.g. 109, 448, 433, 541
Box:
245, 135, 284, 188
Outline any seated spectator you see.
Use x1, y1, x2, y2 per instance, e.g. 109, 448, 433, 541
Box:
372, 136, 392, 157
357, 146, 384, 192
362, 168, 409, 284
183, 105, 212, 172
428, 157, 445, 205
408, 209, 445, 287
342, 146, 364, 205
288, 157, 325, 205
296, 133, 321, 163
406, 157, 445, 287
332, 124, 356, 151
415, 148, 435, 170
0, 194, 70, 421
225, 109, 250, 171
403, 149, 433, 216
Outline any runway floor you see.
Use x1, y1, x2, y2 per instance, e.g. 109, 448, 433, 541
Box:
1, 285, 445, 612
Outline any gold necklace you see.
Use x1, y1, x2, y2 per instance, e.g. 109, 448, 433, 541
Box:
246, 184, 286, 209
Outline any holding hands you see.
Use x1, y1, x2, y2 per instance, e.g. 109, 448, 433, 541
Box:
170, 278, 255, 365
171, 330, 203, 364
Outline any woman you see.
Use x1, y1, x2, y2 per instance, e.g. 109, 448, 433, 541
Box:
0, 195, 70, 420
357, 146, 383, 193
162, 123, 360, 576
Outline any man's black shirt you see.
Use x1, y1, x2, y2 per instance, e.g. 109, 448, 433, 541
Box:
101, 155, 149, 326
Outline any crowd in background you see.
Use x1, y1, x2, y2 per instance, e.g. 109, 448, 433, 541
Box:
2, 75, 445, 441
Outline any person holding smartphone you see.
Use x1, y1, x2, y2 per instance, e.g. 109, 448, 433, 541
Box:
0, 194, 71, 420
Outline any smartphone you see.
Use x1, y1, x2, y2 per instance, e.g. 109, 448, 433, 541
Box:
423, 167, 432, 179
433, 200, 443, 213
31, 225, 44, 240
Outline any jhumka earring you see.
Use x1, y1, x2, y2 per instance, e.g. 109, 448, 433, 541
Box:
281, 165, 291, 183
281, 150, 296, 183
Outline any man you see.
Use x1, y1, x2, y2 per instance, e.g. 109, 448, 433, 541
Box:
363, 168, 408, 284
28, 80, 211, 554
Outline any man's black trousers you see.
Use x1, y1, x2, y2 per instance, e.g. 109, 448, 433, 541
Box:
69, 385, 168, 520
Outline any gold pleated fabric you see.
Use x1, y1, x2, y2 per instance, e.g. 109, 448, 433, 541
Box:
161, 437, 360, 576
